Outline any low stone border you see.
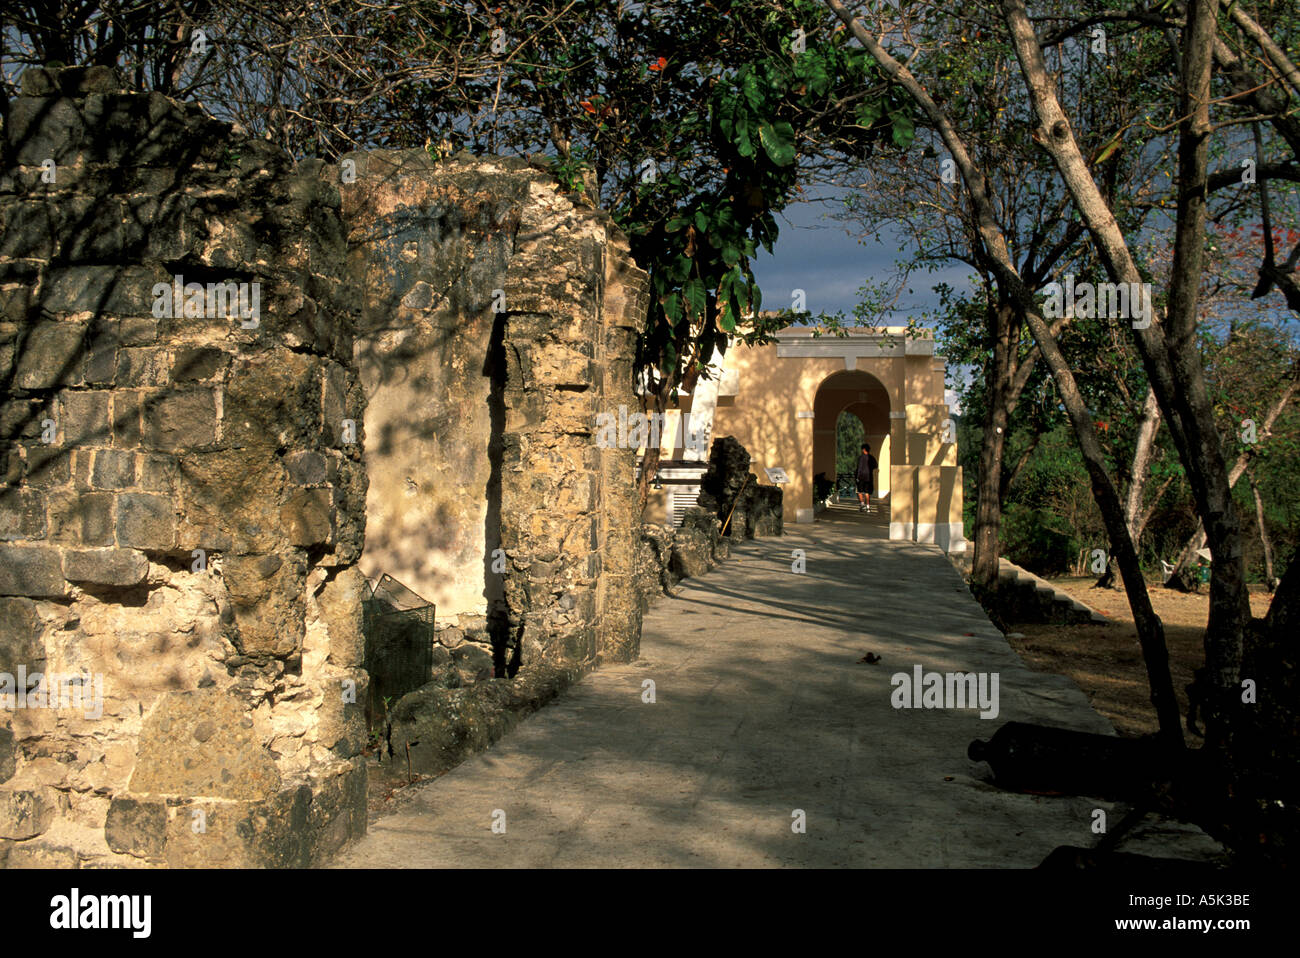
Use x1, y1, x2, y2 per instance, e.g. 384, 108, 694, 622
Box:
369, 663, 582, 802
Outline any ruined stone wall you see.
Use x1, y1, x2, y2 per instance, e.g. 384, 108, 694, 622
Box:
340, 151, 646, 672
0, 67, 369, 866
0, 67, 646, 867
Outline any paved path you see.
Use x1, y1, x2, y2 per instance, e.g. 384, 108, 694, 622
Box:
335, 516, 1120, 868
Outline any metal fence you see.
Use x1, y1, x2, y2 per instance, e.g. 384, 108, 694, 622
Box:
361, 573, 435, 729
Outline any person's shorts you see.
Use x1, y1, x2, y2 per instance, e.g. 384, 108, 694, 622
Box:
856, 477, 873, 494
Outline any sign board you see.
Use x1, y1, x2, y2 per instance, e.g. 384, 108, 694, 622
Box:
764, 467, 789, 484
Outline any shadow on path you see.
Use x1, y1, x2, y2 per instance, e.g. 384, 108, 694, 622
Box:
333, 523, 1121, 868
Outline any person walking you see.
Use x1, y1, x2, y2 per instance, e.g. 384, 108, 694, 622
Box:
856, 443, 878, 513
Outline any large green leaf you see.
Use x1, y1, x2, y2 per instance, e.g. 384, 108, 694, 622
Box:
758, 121, 796, 166
890, 111, 915, 148
683, 277, 707, 319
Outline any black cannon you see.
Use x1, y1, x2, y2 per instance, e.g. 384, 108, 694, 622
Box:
968, 721, 1183, 800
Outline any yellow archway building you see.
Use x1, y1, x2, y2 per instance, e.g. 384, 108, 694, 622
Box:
651, 326, 966, 553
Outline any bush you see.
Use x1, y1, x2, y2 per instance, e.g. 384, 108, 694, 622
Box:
1000, 503, 1076, 576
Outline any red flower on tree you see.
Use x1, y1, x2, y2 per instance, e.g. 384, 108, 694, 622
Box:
649, 56, 668, 72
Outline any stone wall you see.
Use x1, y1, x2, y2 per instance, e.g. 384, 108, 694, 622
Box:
0, 67, 647, 867
698, 436, 784, 538
340, 149, 646, 674
0, 66, 368, 867
632, 436, 788, 609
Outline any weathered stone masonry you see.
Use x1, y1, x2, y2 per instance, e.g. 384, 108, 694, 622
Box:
0, 66, 647, 866
342, 150, 647, 672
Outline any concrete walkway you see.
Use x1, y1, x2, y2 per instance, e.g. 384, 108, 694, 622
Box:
334, 520, 1121, 868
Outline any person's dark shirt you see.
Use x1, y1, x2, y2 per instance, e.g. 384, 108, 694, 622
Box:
856, 452, 877, 481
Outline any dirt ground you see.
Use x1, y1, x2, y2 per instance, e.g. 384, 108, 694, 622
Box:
1004, 578, 1275, 739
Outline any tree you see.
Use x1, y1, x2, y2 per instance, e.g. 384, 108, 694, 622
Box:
820, 1, 1181, 597
3, 1, 912, 508
822, 0, 1186, 750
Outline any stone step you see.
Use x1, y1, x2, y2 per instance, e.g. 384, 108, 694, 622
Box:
996, 557, 1108, 625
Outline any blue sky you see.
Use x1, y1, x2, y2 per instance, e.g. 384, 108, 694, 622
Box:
749, 190, 979, 412
749, 189, 979, 323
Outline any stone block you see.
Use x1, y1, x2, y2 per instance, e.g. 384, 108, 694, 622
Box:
81, 320, 119, 384
0, 596, 45, 674
0, 286, 32, 325
0, 787, 57, 840
670, 526, 713, 580
0, 200, 57, 260
111, 390, 142, 445
281, 488, 333, 546
76, 491, 115, 546
105, 796, 167, 859
451, 642, 494, 683
0, 488, 47, 541
39, 265, 163, 316
176, 520, 232, 554
128, 689, 281, 801
137, 454, 177, 492
317, 566, 366, 668
172, 346, 229, 382
115, 492, 175, 549
284, 450, 327, 485
224, 552, 306, 659
91, 448, 135, 489
4, 841, 78, 868
21, 441, 70, 488
62, 548, 148, 587
175, 447, 285, 554
118, 318, 157, 346
21, 65, 123, 97
142, 389, 217, 449
0, 444, 20, 485
0, 545, 67, 597
60, 390, 111, 447
223, 351, 319, 451
315, 678, 367, 758
0, 727, 14, 784
0, 400, 46, 440
114, 347, 169, 387
13, 321, 86, 389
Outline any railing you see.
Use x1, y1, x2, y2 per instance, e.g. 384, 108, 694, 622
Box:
361, 574, 436, 730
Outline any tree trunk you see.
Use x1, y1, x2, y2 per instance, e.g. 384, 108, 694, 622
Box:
1014, 295, 1184, 749
999, 0, 1249, 742
1169, 374, 1297, 582
1226, 3, 1300, 98
1096, 386, 1163, 590
1125, 386, 1163, 544
971, 300, 1016, 591
1247, 467, 1278, 591
824, 0, 1184, 749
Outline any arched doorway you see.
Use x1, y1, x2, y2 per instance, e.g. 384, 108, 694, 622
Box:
812, 370, 891, 513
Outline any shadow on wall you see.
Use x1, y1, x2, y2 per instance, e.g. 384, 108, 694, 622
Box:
1, 66, 369, 867
484, 311, 515, 678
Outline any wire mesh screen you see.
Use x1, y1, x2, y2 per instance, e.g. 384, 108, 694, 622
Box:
362, 574, 435, 729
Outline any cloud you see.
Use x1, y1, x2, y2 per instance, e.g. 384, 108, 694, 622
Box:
751, 191, 978, 320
